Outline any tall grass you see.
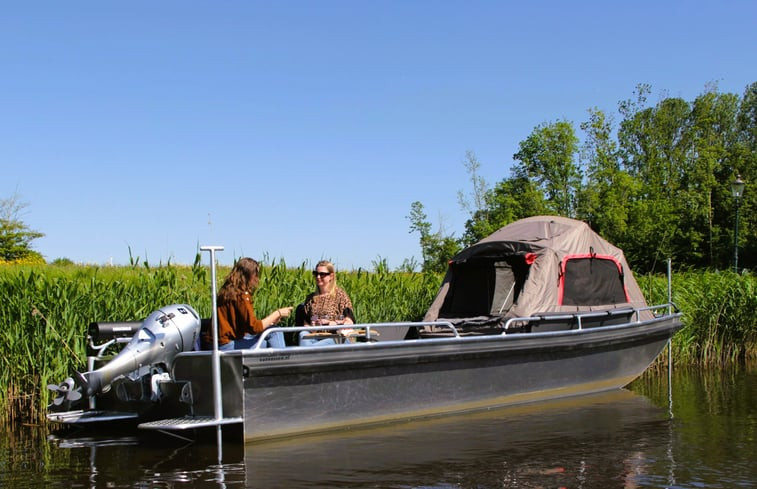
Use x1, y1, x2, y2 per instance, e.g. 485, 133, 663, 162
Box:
0, 259, 441, 423
661, 270, 756, 364
251, 258, 440, 324
1, 261, 754, 424
0, 262, 218, 422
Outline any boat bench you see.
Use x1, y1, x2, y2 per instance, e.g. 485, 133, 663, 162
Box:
415, 316, 507, 338
417, 327, 505, 339
529, 308, 636, 332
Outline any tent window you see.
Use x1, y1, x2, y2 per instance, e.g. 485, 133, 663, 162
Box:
440, 256, 529, 318
561, 257, 627, 306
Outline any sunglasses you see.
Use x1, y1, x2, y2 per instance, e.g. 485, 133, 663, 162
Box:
312, 271, 331, 278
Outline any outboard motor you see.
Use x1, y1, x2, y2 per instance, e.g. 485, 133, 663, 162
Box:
49, 304, 201, 407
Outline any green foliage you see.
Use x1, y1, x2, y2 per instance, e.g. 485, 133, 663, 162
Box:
406, 201, 461, 273
577, 107, 636, 243
429, 82, 757, 274
343, 262, 442, 323
0, 262, 442, 423
462, 176, 550, 245
512, 120, 581, 217
639, 269, 757, 365
456, 150, 489, 220
1, 259, 754, 425
0, 193, 45, 262
0, 264, 213, 422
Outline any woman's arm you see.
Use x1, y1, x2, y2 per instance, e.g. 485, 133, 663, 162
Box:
341, 308, 355, 325
261, 306, 293, 328
337, 288, 356, 324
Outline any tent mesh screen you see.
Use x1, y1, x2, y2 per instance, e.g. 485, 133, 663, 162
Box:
440, 257, 528, 318
562, 257, 627, 306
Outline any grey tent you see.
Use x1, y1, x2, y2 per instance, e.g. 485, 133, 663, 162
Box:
423, 216, 653, 330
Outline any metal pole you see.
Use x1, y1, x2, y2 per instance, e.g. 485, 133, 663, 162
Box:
667, 258, 672, 316
201, 245, 224, 462
734, 199, 740, 273
666, 258, 673, 418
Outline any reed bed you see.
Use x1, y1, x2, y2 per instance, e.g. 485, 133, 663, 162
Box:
0, 263, 211, 423
1, 261, 754, 424
660, 270, 756, 365
0, 259, 440, 423
638, 270, 757, 369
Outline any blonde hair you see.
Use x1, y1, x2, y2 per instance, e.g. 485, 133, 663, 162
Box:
314, 259, 337, 296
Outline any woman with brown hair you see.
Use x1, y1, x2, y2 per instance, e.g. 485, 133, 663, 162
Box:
202, 257, 293, 350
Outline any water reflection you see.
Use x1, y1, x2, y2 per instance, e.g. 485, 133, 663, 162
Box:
43, 431, 246, 488
5, 367, 755, 488
37, 389, 673, 488
634, 366, 757, 488
244, 389, 673, 488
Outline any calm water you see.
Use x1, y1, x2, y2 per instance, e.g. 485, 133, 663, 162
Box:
2, 365, 755, 488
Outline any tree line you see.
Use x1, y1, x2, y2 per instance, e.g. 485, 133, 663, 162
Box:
409, 82, 756, 274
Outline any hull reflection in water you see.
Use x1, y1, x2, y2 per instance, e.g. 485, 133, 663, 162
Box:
245, 389, 674, 488
45, 389, 673, 488
46, 432, 247, 488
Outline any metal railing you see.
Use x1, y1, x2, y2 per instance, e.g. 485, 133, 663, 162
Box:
245, 303, 681, 348
502, 302, 678, 334
252, 320, 459, 349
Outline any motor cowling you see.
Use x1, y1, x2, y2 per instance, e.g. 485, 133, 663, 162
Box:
49, 304, 201, 407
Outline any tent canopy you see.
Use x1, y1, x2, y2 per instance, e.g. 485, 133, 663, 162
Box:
424, 216, 650, 325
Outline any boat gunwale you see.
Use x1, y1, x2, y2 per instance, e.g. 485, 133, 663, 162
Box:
173, 310, 682, 374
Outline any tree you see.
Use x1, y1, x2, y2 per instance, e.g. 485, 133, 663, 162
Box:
614, 84, 757, 272
457, 150, 495, 245
0, 193, 45, 262
734, 82, 757, 271
576, 106, 646, 255
512, 120, 581, 217
410, 81, 757, 273
407, 201, 460, 274
685, 89, 740, 268
462, 175, 549, 245
457, 150, 489, 218
616, 95, 692, 271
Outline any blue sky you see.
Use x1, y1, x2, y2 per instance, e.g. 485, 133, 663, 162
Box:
3, 1, 756, 270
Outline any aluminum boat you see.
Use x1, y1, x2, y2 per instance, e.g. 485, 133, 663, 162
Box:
47, 216, 682, 441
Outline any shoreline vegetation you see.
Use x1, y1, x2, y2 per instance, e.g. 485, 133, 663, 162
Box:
1, 261, 755, 423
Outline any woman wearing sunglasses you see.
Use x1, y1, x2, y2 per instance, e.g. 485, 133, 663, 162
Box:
299, 260, 355, 346
201, 257, 293, 350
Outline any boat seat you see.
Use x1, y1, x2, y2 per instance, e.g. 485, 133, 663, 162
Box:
417, 316, 506, 338
529, 312, 576, 332
418, 328, 503, 338
530, 308, 635, 332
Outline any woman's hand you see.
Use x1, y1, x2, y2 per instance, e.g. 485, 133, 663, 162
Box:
277, 306, 293, 319
265, 306, 294, 327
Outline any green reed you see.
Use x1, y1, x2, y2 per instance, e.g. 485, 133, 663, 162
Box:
0, 264, 213, 423
0, 260, 441, 423
638, 269, 757, 366
1, 261, 754, 424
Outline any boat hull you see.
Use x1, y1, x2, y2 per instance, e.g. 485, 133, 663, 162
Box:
168, 314, 680, 441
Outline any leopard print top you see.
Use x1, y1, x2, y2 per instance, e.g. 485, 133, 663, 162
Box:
302, 286, 355, 322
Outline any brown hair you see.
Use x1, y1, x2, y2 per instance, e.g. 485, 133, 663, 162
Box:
314, 259, 337, 296
218, 257, 260, 304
